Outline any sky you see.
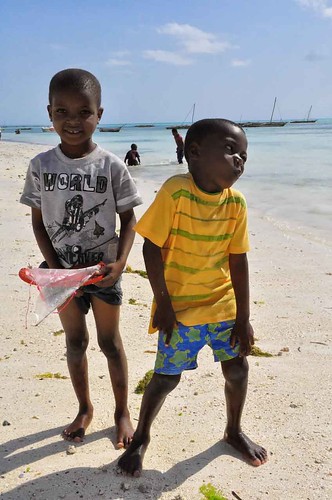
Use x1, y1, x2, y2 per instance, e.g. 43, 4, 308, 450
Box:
1, 0, 332, 125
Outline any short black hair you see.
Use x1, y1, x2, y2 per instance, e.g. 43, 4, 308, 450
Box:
49, 68, 102, 107
184, 118, 245, 162
171, 128, 178, 134
131, 143, 137, 149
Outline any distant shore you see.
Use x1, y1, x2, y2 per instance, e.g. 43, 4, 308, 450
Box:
0, 141, 331, 499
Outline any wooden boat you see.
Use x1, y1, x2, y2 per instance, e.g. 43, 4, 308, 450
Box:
99, 126, 123, 132
241, 98, 287, 128
41, 126, 55, 132
166, 103, 196, 130
290, 105, 317, 124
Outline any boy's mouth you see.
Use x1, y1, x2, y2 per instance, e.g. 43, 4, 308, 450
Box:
64, 129, 82, 135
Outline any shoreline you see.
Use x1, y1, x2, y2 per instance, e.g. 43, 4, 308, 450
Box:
0, 141, 331, 499
2, 137, 331, 249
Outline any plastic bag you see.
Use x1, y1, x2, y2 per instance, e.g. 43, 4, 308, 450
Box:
19, 263, 104, 325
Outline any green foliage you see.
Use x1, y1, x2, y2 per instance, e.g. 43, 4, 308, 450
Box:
134, 369, 154, 394
199, 483, 228, 500
35, 372, 68, 380
53, 329, 64, 336
250, 345, 273, 357
125, 265, 148, 279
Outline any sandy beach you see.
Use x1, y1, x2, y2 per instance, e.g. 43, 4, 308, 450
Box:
0, 140, 331, 500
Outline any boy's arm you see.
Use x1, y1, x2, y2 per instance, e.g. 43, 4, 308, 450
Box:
143, 238, 177, 345
229, 252, 254, 356
31, 208, 63, 268
98, 208, 136, 286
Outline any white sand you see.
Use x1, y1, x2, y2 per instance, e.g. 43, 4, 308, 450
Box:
0, 141, 331, 500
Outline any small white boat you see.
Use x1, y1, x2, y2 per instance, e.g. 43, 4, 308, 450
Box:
41, 126, 55, 132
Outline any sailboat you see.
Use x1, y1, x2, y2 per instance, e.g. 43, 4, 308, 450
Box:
166, 103, 196, 130
241, 98, 288, 128
290, 105, 317, 124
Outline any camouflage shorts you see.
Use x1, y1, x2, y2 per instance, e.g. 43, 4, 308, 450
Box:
154, 320, 239, 375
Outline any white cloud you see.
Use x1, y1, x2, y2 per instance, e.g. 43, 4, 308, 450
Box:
296, 0, 332, 18
157, 23, 233, 54
106, 58, 131, 66
231, 59, 251, 67
143, 50, 193, 65
106, 50, 131, 66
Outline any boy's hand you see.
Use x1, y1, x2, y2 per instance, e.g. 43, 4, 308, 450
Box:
96, 261, 125, 287
230, 319, 254, 357
152, 305, 177, 346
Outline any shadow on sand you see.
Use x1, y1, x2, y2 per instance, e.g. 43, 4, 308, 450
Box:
1, 426, 242, 499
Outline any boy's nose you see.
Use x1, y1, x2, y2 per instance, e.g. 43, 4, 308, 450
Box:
234, 155, 244, 167
66, 112, 80, 122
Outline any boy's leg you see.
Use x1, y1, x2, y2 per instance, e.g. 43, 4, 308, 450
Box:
221, 356, 267, 466
118, 372, 181, 476
58, 300, 93, 442
91, 296, 133, 449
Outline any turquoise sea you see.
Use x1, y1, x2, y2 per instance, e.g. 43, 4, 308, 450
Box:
2, 119, 331, 246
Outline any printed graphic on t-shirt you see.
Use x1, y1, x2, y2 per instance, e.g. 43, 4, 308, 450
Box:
51, 195, 107, 243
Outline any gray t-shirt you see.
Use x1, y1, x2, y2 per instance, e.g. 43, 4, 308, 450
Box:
20, 145, 142, 268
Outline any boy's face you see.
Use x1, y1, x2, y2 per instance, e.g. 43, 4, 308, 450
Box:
189, 125, 248, 192
47, 89, 103, 158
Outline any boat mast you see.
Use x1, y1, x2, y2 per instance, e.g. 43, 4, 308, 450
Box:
270, 97, 277, 123
306, 105, 312, 121
191, 103, 196, 123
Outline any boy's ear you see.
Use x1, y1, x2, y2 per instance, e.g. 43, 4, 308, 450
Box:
188, 141, 200, 159
47, 105, 52, 121
97, 107, 104, 122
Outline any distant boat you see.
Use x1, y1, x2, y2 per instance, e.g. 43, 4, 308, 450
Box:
99, 125, 123, 132
241, 98, 288, 128
134, 124, 154, 128
15, 129, 21, 134
41, 126, 55, 132
290, 105, 317, 124
166, 103, 196, 130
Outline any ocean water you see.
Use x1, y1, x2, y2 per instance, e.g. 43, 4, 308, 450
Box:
2, 119, 331, 246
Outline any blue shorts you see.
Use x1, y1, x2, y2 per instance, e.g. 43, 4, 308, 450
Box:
154, 320, 239, 375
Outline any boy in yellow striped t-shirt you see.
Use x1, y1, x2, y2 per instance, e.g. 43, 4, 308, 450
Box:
119, 118, 267, 476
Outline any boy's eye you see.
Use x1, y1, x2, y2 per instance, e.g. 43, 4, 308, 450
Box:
81, 109, 92, 115
55, 108, 66, 114
225, 144, 233, 152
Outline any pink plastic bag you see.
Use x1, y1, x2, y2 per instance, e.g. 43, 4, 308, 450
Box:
19, 263, 104, 325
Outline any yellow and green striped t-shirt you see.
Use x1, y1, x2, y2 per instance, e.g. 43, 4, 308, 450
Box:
134, 173, 249, 332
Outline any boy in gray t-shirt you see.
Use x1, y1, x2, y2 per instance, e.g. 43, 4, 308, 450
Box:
20, 68, 142, 447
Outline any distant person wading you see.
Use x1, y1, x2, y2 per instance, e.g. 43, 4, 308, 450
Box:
124, 144, 141, 166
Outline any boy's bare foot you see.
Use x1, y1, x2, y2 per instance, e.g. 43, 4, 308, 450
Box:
62, 407, 93, 443
224, 430, 267, 466
114, 410, 134, 449
117, 436, 150, 477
